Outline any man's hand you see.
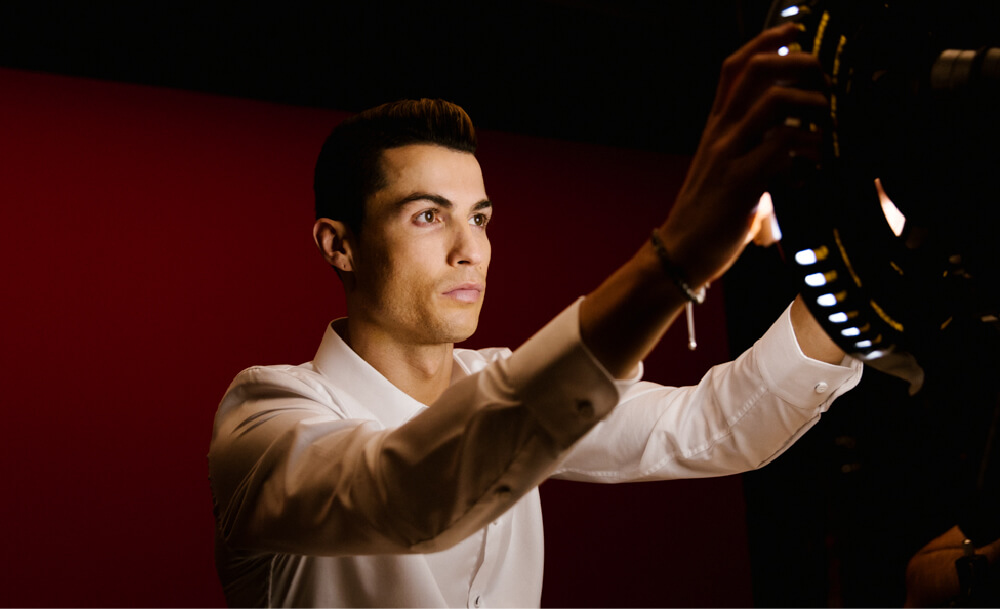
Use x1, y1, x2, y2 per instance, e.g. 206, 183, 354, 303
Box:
659, 23, 828, 289
581, 23, 833, 376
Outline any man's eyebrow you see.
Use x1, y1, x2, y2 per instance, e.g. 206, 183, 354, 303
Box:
394, 193, 492, 211
395, 192, 453, 209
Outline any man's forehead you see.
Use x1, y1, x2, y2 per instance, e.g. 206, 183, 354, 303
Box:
379, 143, 478, 170
376, 144, 485, 199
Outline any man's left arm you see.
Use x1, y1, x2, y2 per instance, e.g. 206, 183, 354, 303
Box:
579, 24, 838, 379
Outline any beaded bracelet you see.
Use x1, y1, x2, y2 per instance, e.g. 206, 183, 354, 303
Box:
650, 229, 706, 350
649, 229, 706, 304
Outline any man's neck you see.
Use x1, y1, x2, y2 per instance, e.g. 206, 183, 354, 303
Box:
341, 318, 455, 406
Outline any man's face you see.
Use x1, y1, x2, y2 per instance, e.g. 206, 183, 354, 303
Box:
349, 143, 492, 346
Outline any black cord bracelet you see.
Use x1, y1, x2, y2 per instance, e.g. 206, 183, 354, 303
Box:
650, 229, 706, 304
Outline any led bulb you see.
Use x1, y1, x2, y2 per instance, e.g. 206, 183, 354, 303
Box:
829, 312, 849, 323
841, 327, 861, 337
795, 249, 818, 265
817, 293, 838, 307
805, 272, 828, 287
781, 6, 800, 17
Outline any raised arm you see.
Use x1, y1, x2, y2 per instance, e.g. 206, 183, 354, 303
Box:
580, 23, 843, 378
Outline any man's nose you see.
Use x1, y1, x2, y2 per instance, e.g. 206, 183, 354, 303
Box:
447, 222, 486, 266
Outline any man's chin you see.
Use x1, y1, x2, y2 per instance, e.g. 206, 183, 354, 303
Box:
441, 314, 480, 345
448, 323, 479, 345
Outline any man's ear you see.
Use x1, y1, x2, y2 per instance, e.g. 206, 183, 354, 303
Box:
313, 218, 356, 273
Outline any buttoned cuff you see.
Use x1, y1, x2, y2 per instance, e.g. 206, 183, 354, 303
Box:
501, 298, 633, 449
753, 302, 863, 410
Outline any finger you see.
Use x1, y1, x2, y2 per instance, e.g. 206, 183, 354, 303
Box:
747, 192, 779, 247
721, 52, 827, 123
729, 86, 828, 157
732, 120, 824, 190
712, 23, 804, 114
763, 117, 826, 160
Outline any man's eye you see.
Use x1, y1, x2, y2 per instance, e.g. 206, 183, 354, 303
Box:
470, 213, 490, 228
416, 210, 438, 224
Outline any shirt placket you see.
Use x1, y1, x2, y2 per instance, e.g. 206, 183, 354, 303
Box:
467, 513, 511, 608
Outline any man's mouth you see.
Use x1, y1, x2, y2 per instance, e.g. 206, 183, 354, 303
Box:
442, 283, 483, 303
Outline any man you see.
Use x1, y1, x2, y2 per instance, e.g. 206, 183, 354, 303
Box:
209, 24, 862, 607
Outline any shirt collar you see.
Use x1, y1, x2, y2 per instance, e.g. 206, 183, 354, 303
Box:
311, 318, 446, 429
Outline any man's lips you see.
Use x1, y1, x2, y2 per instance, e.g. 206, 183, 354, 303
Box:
442, 283, 483, 304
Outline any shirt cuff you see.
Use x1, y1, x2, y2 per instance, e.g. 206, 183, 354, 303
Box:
500, 298, 630, 448
753, 302, 864, 410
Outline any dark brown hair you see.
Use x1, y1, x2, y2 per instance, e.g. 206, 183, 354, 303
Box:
313, 99, 478, 235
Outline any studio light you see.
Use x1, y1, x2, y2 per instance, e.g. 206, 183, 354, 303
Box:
763, 0, 1000, 377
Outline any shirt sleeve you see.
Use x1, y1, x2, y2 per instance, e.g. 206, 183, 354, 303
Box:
552, 301, 864, 481
208, 299, 622, 557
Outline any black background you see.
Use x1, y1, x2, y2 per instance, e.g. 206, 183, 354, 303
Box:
0, 1, 779, 154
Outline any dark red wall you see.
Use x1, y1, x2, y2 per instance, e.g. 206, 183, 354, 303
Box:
0, 67, 750, 607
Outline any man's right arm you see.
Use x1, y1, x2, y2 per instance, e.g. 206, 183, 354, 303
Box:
209, 300, 623, 557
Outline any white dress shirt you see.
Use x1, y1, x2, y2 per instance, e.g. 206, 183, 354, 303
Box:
209, 299, 862, 607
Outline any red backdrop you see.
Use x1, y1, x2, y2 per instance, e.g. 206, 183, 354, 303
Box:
0, 67, 751, 607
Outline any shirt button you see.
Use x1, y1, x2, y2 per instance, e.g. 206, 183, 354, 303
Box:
814, 382, 829, 394
474, 595, 482, 607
